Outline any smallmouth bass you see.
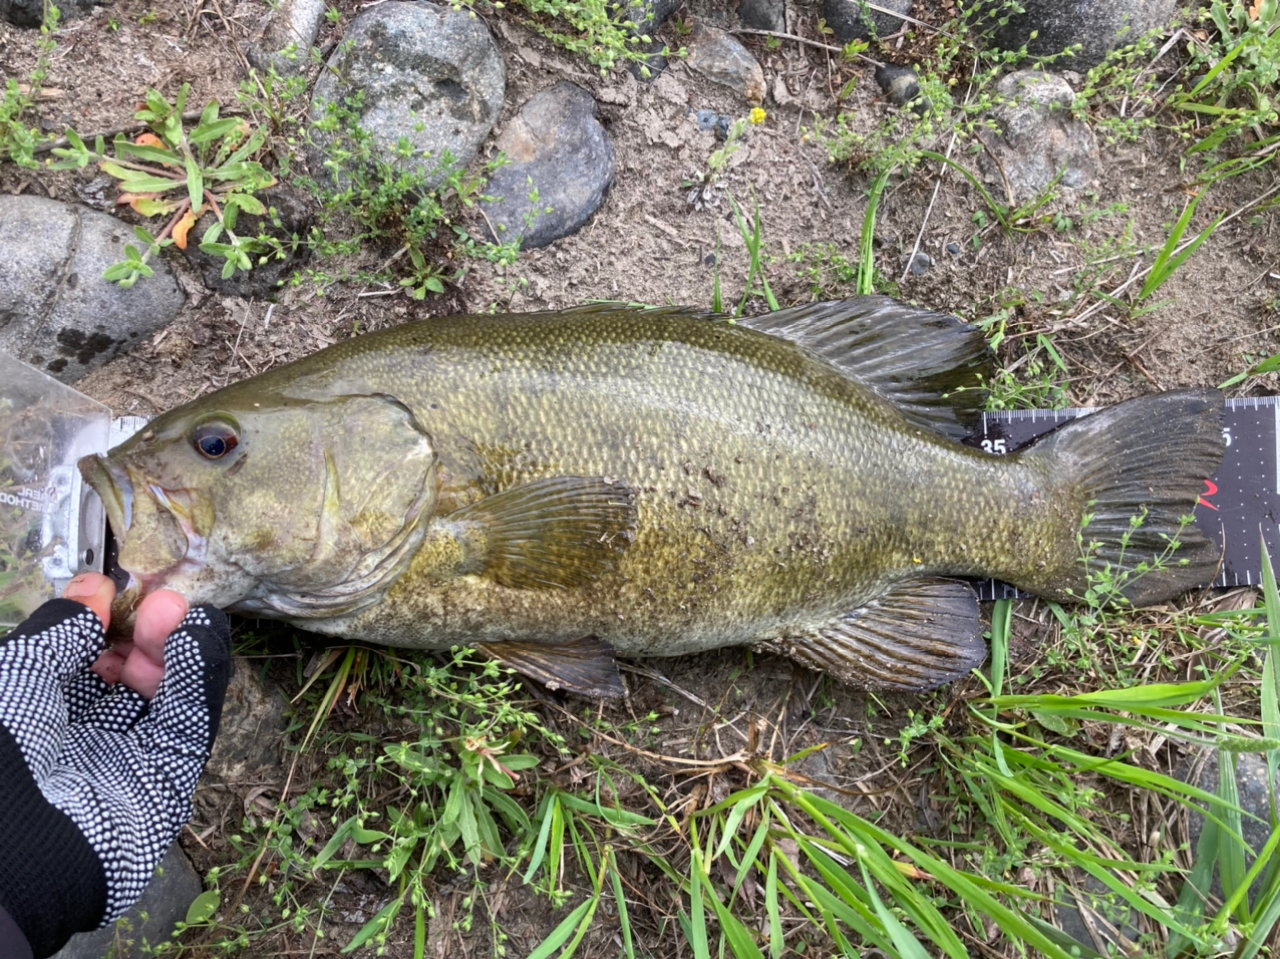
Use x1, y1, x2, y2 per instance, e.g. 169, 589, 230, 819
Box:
79, 298, 1226, 695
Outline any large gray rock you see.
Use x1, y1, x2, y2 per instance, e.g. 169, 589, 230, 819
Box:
0, 196, 185, 382
245, 0, 327, 77
0, 0, 98, 27
822, 0, 912, 43
978, 70, 1098, 204
202, 658, 290, 784
970, 0, 1178, 70
481, 83, 616, 250
51, 844, 202, 959
1182, 751, 1278, 908
308, 1, 505, 191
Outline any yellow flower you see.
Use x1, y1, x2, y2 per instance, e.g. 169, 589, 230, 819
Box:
749, 107, 767, 125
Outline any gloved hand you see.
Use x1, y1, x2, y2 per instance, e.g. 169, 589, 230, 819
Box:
0, 574, 231, 959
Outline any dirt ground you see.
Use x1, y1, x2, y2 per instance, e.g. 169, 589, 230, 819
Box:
3, 0, 1280, 954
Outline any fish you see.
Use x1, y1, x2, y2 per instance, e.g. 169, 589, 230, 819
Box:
78, 297, 1226, 696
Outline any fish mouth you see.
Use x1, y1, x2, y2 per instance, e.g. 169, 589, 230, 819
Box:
79, 454, 134, 542
78, 455, 210, 623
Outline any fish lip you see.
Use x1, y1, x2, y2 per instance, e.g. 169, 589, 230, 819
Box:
79, 455, 210, 606
78, 454, 133, 542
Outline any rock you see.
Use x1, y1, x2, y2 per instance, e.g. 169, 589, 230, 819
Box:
738, 0, 785, 33
51, 844, 202, 959
1181, 751, 1277, 908
694, 109, 732, 139
822, 0, 911, 43
1051, 870, 1140, 955
946, 241, 960, 255
978, 70, 1098, 204
480, 82, 616, 251
180, 185, 314, 298
203, 658, 290, 783
308, 1, 505, 192
623, 0, 680, 79
903, 251, 933, 275
245, 0, 327, 77
685, 23, 766, 105
0, 196, 185, 382
0, 0, 97, 27
622, 0, 680, 37
972, 0, 1178, 71
875, 63, 925, 111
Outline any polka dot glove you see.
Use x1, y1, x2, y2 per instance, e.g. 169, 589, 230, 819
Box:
0, 599, 231, 959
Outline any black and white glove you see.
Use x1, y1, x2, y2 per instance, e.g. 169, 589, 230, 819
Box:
0, 596, 230, 959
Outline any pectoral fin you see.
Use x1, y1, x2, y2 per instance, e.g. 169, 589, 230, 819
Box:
477, 636, 625, 698
761, 578, 986, 690
451, 476, 637, 590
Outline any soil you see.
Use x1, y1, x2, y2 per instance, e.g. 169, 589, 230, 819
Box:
3, 0, 1280, 956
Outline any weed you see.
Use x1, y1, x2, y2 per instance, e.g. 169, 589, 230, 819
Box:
0, 4, 59, 169
49, 85, 278, 287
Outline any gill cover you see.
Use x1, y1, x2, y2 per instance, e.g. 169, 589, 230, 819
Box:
232, 393, 438, 618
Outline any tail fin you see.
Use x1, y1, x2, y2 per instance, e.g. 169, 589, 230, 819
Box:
1025, 389, 1225, 606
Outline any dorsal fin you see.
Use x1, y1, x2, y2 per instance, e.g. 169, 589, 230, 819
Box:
736, 296, 993, 441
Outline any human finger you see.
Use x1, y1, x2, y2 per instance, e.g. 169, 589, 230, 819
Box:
61, 573, 117, 632
119, 591, 188, 700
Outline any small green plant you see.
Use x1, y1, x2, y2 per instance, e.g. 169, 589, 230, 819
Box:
684, 114, 763, 211
0, 5, 60, 169
50, 84, 277, 287
301, 89, 513, 295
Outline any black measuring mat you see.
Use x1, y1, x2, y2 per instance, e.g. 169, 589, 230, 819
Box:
964, 397, 1279, 600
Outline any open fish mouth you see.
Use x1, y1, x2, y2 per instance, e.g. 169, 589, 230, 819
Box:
78, 454, 210, 620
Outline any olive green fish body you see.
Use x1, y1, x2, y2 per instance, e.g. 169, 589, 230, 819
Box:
81, 299, 1226, 693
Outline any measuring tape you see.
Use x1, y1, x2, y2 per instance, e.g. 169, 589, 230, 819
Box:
965, 396, 1279, 601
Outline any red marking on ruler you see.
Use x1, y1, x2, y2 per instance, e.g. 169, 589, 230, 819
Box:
1198, 479, 1220, 512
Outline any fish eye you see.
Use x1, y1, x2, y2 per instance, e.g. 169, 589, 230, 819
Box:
191, 421, 239, 460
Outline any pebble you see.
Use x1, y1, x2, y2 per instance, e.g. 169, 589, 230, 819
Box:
946, 241, 960, 255
903, 251, 933, 275
480, 82, 616, 250
979, 0, 1179, 71
0, 196, 186, 382
821, 0, 911, 43
684, 23, 766, 105
245, 0, 327, 77
308, 1, 505, 192
874, 63, 927, 113
180, 185, 314, 297
978, 70, 1098, 204
51, 844, 202, 959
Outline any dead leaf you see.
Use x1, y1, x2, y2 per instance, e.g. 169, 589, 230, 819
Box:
1248, 0, 1262, 19
173, 207, 200, 249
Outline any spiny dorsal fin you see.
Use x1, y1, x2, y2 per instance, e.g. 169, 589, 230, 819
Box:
477, 636, 625, 698
760, 577, 986, 690
451, 476, 637, 590
736, 296, 993, 441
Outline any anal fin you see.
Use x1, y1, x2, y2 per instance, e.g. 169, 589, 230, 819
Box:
761, 578, 986, 690
477, 636, 626, 698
